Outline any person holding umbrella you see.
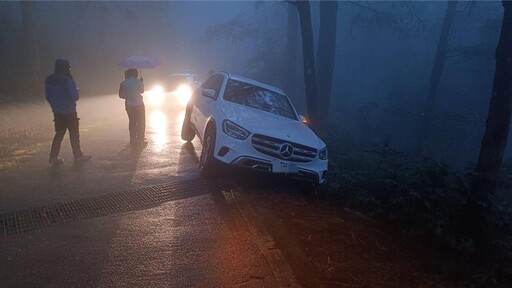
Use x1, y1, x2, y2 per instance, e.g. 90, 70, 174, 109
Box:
118, 56, 160, 148
119, 68, 147, 148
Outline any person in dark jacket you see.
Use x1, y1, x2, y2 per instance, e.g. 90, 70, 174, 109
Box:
119, 69, 147, 148
45, 59, 91, 165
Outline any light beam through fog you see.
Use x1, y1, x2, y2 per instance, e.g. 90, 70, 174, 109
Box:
149, 109, 168, 153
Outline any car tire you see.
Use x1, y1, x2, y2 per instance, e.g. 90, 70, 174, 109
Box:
199, 127, 217, 179
181, 109, 195, 141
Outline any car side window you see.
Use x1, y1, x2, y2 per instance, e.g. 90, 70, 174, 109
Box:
210, 75, 224, 99
201, 77, 214, 89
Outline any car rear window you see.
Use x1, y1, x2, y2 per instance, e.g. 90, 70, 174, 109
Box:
223, 79, 297, 120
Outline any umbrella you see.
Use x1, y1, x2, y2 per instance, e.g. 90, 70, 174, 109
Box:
119, 56, 161, 69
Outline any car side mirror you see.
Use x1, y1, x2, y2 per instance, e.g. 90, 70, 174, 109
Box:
201, 88, 215, 99
299, 115, 308, 124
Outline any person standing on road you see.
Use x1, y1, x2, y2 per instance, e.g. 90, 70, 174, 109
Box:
45, 59, 91, 165
119, 69, 147, 148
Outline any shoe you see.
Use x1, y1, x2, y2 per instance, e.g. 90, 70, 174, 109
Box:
49, 158, 64, 165
74, 155, 92, 163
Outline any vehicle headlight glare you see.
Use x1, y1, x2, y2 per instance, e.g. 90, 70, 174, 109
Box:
222, 120, 250, 140
176, 84, 192, 104
148, 85, 164, 106
319, 147, 328, 160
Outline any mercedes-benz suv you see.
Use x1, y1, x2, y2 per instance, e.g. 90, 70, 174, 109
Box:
181, 72, 328, 184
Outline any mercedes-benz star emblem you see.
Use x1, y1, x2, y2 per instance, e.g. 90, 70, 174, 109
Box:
280, 143, 294, 159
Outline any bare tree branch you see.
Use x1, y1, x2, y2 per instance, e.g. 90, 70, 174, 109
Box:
347, 0, 426, 38
199, 15, 262, 44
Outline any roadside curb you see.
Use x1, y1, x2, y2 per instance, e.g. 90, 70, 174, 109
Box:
229, 189, 302, 288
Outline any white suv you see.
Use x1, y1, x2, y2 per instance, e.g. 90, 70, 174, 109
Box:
181, 72, 328, 184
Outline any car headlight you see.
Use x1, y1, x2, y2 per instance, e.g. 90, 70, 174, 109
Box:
319, 147, 328, 160
222, 120, 250, 140
148, 85, 165, 106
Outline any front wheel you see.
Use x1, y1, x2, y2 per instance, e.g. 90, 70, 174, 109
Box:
181, 110, 195, 141
199, 129, 217, 179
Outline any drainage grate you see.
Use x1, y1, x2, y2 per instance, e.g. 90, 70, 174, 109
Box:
0, 178, 208, 237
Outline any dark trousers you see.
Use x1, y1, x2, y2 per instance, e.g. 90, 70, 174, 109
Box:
126, 104, 145, 144
50, 113, 83, 159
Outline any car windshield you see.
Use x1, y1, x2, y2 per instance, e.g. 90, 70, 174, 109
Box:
223, 79, 297, 120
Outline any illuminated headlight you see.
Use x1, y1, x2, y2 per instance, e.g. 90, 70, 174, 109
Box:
319, 147, 328, 160
176, 84, 193, 104
151, 85, 164, 96
222, 120, 250, 140
148, 85, 164, 106
177, 84, 192, 98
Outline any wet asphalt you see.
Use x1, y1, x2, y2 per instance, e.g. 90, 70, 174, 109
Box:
0, 93, 280, 287
1, 94, 200, 211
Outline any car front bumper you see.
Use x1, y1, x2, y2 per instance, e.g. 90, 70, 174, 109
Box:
212, 131, 328, 184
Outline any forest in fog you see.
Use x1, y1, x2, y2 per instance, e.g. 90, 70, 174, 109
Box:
0, 1, 507, 167
3, 1, 512, 284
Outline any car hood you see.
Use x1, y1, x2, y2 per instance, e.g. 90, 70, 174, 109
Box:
220, 102, 325, 149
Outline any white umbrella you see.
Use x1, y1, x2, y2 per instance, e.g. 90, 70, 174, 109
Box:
119, 56, 161, 77
119, 56, 161, 69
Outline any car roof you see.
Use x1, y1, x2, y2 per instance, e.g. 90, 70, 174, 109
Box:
224, 73, 286, 95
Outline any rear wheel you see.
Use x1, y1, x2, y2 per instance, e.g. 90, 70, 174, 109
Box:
181, 109, 195, 141
199, 128, 217, 179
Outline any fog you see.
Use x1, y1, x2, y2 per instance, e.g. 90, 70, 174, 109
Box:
0, 1, 507, 166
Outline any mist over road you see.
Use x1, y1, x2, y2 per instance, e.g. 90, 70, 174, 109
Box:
0, 93, 200, 211
0, 93, 288, 287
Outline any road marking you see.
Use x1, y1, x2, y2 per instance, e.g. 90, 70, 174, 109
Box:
229, 189, 301, 288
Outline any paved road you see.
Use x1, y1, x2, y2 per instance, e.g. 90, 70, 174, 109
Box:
0, 94, 283, 287
1, 93, 200, 211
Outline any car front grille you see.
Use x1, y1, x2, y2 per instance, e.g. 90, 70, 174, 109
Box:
251, 134, 317, 163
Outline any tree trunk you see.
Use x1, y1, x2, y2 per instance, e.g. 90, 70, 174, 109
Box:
472, 1, 512, 197
294, 0, 319, 132
284, 5, 300, 105
316, 0, 339, 135
418, 1, 457, 154
18, 1, 42, 99
67, 1, 90, 57
465, 1, 512, 249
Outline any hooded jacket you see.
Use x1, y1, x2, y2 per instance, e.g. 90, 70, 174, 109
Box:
45, 60, 79, 114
